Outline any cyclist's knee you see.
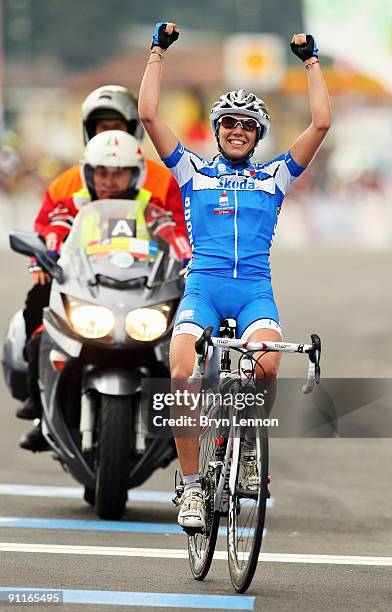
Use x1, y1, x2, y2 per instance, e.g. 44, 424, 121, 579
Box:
246, 328, 281, 380
255, 354, 280, 380
171, 361, 193, 380
255, 364, 278, 380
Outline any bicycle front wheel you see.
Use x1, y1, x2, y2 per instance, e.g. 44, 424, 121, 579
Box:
227, 422, 269, 592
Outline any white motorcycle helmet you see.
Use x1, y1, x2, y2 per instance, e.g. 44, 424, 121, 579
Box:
210, 89, 271, 160
81, 85, 144, 143
80, 130, 146, 199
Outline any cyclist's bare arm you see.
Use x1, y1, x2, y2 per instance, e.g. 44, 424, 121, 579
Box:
138, 22, 180, 159
289, 33, 331, 168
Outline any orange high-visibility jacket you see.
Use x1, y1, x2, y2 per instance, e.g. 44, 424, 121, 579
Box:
36, 158, 187, 240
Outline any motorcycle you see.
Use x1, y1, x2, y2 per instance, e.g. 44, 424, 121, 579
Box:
2, 199, 184, 519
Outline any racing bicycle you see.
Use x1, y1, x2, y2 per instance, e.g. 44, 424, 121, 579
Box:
173, 320, 321, 593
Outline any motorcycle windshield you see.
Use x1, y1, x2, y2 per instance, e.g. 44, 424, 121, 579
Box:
60, 200, 162, 282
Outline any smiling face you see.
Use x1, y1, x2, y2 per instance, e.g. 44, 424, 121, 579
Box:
217, 114, 258, 161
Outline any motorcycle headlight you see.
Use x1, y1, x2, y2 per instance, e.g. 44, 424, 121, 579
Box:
125, 306, 169, 341
69, 303, 115, 339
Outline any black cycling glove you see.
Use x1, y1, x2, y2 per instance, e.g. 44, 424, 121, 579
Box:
290, 34, 318, 62
151, 22, 179, 50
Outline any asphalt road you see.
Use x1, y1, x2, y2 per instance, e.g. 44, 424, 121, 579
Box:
0, 250, 391, 611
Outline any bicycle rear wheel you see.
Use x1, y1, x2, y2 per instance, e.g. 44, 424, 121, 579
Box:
187, 391, 222, 580
227, 419, 269, 592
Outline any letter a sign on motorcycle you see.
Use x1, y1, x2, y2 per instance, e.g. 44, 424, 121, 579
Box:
109, 219, 136, 237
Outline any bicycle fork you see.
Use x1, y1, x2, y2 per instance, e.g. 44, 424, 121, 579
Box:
214, 433, 235, 516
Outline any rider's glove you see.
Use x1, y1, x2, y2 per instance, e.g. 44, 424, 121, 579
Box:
290, 34, 318, 62
46, 250, 60, 262
170, 237, 192, 262
151, 22, 179, 50
34, 250, 59, 274
146, 207, 176, 235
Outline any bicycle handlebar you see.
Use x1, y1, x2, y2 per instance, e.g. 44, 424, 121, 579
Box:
188, 329, 321, 394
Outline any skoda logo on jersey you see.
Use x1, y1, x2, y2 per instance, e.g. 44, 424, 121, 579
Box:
217, 176, 255, 190
218, 163, 227, 173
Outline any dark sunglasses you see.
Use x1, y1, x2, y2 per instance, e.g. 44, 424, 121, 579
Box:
218, 115, 260, 132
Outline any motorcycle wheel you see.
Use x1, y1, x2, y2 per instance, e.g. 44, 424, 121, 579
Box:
95, 394, 134, 520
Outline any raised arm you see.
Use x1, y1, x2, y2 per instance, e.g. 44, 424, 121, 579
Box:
289, 34, 331, 168
138, 22, 181, 159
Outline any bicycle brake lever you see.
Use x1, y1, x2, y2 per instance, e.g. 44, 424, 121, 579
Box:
310, 333, 321, 383
194, 325, 213, 376
195, 325, 213, 355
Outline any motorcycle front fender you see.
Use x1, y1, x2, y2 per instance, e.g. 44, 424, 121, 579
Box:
83, 368, 142, 396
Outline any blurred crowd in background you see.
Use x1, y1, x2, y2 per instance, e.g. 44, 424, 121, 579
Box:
1, 0, 391, 249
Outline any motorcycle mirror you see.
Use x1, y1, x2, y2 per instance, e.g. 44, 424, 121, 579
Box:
9, 230, 47, 258
9, 230, 65, 283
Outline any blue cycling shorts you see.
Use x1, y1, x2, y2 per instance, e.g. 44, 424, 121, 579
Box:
173, 272, 281, 339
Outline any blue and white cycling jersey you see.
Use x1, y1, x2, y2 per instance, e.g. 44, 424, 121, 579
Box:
162, 143, 304, 280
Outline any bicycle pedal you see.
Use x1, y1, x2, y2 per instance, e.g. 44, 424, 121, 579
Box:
172, 485, 185, 507
172, 469, 185, 506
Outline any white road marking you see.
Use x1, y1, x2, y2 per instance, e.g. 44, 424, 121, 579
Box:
0, 543, 391, 566
0, 484, 275, 508
0, 485, 172, 503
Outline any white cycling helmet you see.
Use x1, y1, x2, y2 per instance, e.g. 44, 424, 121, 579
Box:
80, 130, 146, 198
82, 85, 144, 143
210, 89, 271, 142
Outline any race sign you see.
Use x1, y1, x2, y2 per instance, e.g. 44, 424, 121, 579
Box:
109, 218, 136, 238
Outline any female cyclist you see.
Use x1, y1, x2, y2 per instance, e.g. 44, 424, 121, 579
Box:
139, 22, 331, 529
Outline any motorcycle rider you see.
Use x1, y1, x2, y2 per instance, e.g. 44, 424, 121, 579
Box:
17, 85, 189, 441
19, 130, 190, 452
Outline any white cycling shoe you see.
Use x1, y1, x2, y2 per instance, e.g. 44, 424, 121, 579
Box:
178, 488, 206, 529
